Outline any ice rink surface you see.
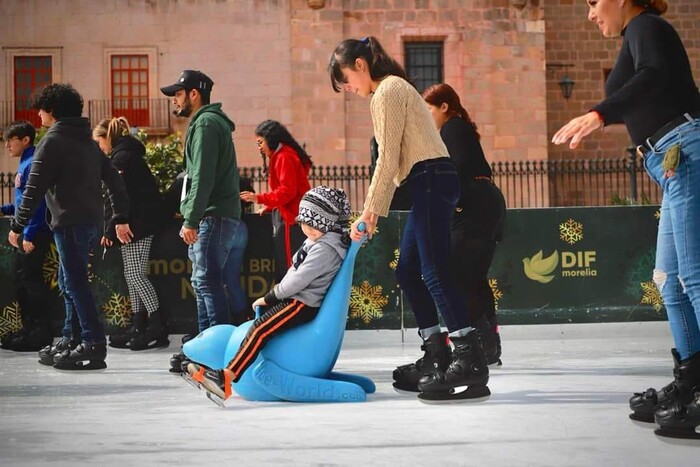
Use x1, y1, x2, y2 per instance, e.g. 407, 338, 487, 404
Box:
1, 321, 699, 466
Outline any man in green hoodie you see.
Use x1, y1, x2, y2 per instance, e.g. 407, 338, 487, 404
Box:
161, 70, 247, 333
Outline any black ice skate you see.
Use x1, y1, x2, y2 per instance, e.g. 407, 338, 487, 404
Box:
474, 317, 502, 367
53, 343, 107, 370
38, 337, 81, 366
654, 392, 700, 440
129, 310, 169, 351
629, 350, 700, 423
169, 334, 195, 373
417, 331, 490, 404
392, 331, 451, 394
109, 312, 137, 349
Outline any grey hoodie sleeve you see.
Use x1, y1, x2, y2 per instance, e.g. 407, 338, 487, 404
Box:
270, 241, 340, 302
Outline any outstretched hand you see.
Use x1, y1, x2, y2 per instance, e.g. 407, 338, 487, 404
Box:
552, 112, 603, 149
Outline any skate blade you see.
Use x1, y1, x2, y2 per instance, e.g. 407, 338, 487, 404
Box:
130, 339, 170, 352
205, 391, 227, 408
628, 413, 655, 425
180, 372, 202, 390
53, 360, 107, 371
392, 382, 419, 395
654, 426, 700, 442
418, 385, 491, 404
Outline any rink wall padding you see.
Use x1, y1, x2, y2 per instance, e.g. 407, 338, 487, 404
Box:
0, 206, 665, 337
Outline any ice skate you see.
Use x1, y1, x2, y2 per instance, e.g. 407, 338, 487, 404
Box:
187, 363, 233, 407
654, 392, 700, 441
38, 337, 81, 366
392, 331, 451, 394
417, 331, 490, 404
130, 310, 169, 351
3, 327, 52, 352
52, 343, 107, 371
630, 350, 700, 423
169, 334, 195, 373
474, 316, 502, 368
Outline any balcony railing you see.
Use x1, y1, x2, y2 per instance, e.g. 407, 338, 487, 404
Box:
0, 99, 172, 135
0, 101, 41, 131
1, 152, 660, 210
88, 98, 171, 131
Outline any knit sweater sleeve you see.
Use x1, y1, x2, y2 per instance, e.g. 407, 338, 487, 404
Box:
365, 79, 408, 217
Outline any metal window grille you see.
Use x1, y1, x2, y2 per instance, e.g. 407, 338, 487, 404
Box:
110, 55, 150, 127
404, 42, 443, 93
14, 56, 52, 127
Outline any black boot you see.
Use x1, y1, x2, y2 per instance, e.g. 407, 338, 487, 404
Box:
655, 391, 700, 440
38, 336, 81, 366
417, 331, 490, 403
109, 311, 146, 349
474, 316, 502, 367
130, 309, 169, 351
392, 331, 451, 393
628, 349, 700, 423
4, 326, 52, 352
53, 342, 107, 370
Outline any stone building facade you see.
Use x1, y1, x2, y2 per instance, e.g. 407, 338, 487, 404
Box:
0, 0, 698, 205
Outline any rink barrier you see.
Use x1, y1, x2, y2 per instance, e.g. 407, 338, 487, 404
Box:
0, 206, 664, 337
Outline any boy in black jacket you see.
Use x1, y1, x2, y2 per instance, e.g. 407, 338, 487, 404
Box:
9, 83, 130, 370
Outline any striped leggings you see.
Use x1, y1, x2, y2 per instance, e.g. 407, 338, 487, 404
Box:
121, 235, 159, 314
226, 299, 318, 382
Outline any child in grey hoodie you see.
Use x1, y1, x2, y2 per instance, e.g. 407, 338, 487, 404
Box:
189, 186, 351, 401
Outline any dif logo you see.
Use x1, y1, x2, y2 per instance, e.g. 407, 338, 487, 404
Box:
522, 250, 597, 284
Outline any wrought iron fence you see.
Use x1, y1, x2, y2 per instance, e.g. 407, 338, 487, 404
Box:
0, 151, 661, 210
87, 98, 171, 130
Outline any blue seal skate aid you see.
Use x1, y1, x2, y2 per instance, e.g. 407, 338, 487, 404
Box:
183, 222, 375, 403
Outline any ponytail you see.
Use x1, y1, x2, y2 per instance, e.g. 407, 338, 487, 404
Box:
328, 36, 407, 92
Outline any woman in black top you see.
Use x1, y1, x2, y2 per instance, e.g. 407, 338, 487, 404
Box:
94, 117, 168, 351
423, 83, 506, 367
553, 0, 700, 439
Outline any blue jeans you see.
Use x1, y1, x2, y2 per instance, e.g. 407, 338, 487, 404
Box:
188, 216, 247, 332
58, 263, 81, 340
643, 117, 700, 360
223, 220, 249, 315
396, 158, 468, 333
53, 224, 104, 344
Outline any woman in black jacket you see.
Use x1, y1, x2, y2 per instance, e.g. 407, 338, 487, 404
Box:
423, 83, 506, 366
93, 117, 167, 351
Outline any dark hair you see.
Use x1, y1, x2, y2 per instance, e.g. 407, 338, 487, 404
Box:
423, 83, 480, 140
328, 36, 408, 92
255, 120, 312, 168
191, 89, 211, 105
30, 83, 83, 119
632, 0, 668, 15
4, 120, 36, 144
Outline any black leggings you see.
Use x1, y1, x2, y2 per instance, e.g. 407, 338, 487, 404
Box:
226, 299, 318, 382
450, 231, 498, 325
271, 210, 305, 283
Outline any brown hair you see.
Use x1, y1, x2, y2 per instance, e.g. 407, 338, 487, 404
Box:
93, 116, 131, 150
422, 83, 480, 140
633, 0, 668, 15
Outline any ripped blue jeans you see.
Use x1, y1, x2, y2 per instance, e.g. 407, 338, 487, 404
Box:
643, 117, 700, 360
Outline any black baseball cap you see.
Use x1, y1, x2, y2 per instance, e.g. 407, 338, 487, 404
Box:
160, 70, 214, 97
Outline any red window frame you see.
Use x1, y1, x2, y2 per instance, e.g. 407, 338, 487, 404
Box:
14, 56, 52, 127
110, 55, 149, 127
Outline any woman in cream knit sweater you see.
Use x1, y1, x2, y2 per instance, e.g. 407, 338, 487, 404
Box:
328, 36, 490, 403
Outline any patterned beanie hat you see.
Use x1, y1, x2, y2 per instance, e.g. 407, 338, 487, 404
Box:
296, 186, 351, 235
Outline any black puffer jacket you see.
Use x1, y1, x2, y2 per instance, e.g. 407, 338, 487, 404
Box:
104, 135, 161, 243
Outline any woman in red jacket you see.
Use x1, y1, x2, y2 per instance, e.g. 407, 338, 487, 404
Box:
241, 120, 312, 282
